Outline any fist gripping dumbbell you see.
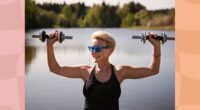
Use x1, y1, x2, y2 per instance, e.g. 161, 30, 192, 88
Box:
32, 31, 73, 43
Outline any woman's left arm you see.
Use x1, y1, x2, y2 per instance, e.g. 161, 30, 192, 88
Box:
117, 32, 161, 81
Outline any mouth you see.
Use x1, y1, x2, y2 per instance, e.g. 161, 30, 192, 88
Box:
93, 56, 100, 59
94, 56, 100, 59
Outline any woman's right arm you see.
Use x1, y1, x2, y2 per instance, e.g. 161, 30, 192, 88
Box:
47, 32, 90, 80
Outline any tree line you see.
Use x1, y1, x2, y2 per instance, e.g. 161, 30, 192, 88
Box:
25, 0, 175, 31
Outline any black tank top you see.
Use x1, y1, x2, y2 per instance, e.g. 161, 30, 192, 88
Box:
83, 64, 121, 110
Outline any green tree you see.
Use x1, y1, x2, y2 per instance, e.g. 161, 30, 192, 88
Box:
135, 3, 146, 12
116, 4, 131, 18
37, 3, 64, 14
80, 5, 103, 27
37, 10, 57, 28
100, 2, 121, 27
25, 1, 174, 30
116, 1, 145, 18
56, 14, 70, 27
168, 8, 175, 25
135, 9, 150, 26
62, 5, 72, 19
25, 0, 39, 31
121, 13, 138, 27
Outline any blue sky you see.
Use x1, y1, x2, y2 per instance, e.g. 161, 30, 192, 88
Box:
35, 0, 175, 10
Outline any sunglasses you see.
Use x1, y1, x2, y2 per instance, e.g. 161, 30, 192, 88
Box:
88, 46, 111, 53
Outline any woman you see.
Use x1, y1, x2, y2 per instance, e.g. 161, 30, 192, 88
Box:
47, 31, 161, 110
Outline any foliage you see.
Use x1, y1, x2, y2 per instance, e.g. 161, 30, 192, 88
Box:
25, 0, 39, 31
121, 13, 138, 27
25, 0, 175, 31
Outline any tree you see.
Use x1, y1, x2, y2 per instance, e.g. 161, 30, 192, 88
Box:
121, 13, 138, 27
37, 10, 57, 28
37, 3, 64, 14
80, 5, 103, 27
56, 14, 71, 27
25, 0, 39, 30
135, 9, 150, 26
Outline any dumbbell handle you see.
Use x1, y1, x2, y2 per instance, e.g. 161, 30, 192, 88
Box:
61, 36, 73, 39
165, 37, 175, 40
32, 35, 73, 39
32, 35, 41, 38
32, 35, 49, 38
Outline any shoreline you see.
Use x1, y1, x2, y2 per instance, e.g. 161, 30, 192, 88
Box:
26, 26, 175, 32
130, 25, 175, 31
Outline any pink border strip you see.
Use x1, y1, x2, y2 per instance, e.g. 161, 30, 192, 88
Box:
0, 0, 24, 110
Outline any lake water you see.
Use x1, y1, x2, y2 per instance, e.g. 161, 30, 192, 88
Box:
25, 28, 175, 110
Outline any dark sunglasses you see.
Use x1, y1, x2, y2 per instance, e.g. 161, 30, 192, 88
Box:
88, 46, 111, 53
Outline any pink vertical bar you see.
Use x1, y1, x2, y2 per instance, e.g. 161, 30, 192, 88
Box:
0, 0, 24, 110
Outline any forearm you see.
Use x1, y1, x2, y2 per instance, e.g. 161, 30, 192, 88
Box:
149, 45, 161, 74
47, 45, 60, 72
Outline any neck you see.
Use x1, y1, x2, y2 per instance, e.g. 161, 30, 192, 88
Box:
95, 61, 110, 72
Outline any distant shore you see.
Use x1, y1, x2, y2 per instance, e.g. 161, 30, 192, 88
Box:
26, 26, 175, 32
130, 25, 175, 30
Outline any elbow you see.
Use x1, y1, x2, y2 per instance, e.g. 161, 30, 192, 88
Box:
49, 67, 60, 74
49, 68, 56, 73
154, 70, 160, 75
149, 67, 160, 75
49, 68, 55, 73
152, 69, 160, 75
148, 64, 160, 75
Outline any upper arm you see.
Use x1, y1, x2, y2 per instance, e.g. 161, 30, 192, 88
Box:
117, 65, 159, 80
50, 65, 90, 80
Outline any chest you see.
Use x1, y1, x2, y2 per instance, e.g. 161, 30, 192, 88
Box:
83, 75, 121, 100
95, 70, 112, 83
85, 68, 123, 83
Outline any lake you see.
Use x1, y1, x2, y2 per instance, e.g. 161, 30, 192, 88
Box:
25, 28, 175, 110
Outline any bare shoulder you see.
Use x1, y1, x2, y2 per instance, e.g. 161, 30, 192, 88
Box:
113, 65, 131, 83
76, 64, 92, 80
114, 65, 131, 73
78, 65, 91, 70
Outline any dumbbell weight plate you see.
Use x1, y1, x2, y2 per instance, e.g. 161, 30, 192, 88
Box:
58, 31, 64, 43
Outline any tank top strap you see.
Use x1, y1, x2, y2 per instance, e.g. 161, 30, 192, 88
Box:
89, 64, 118, 83
110, 64, 120, 84
110, 64, 115, 79
88, 65, 96, 80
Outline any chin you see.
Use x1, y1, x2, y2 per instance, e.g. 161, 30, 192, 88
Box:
94, 59, 99, 63
93, 58, 100, 63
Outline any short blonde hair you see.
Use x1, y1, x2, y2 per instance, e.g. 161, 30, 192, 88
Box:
91, 31, 116, 49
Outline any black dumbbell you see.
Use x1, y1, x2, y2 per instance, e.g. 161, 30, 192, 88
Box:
132, 32, 175, 44
32, 31, 73, 43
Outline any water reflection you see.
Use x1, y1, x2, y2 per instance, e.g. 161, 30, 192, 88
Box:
25, 46, 37, 73
54, 45, 86, 53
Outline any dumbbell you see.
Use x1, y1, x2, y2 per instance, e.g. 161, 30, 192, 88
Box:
132, 32, 175, 44
32, 31, 73, 43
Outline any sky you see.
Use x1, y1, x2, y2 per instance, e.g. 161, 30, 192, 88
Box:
34, 0, 175, 10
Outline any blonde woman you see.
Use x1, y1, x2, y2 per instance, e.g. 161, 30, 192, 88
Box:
47, 31, 161, 110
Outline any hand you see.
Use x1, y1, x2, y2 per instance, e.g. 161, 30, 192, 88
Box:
47, 31, 58, 46
147, 32, 161, 48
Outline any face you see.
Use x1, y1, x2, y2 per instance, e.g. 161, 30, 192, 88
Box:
90, 38, 112, 63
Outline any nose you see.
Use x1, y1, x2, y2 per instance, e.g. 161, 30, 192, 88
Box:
91, 51, 98, 57
91, 51, 97, 54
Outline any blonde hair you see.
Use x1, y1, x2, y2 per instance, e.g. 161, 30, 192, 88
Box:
91, 31, 116, 50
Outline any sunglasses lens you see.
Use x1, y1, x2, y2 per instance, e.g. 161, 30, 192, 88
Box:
88, 47, 93, 52
88, 46, 104, 52
95, 47, 102, 52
